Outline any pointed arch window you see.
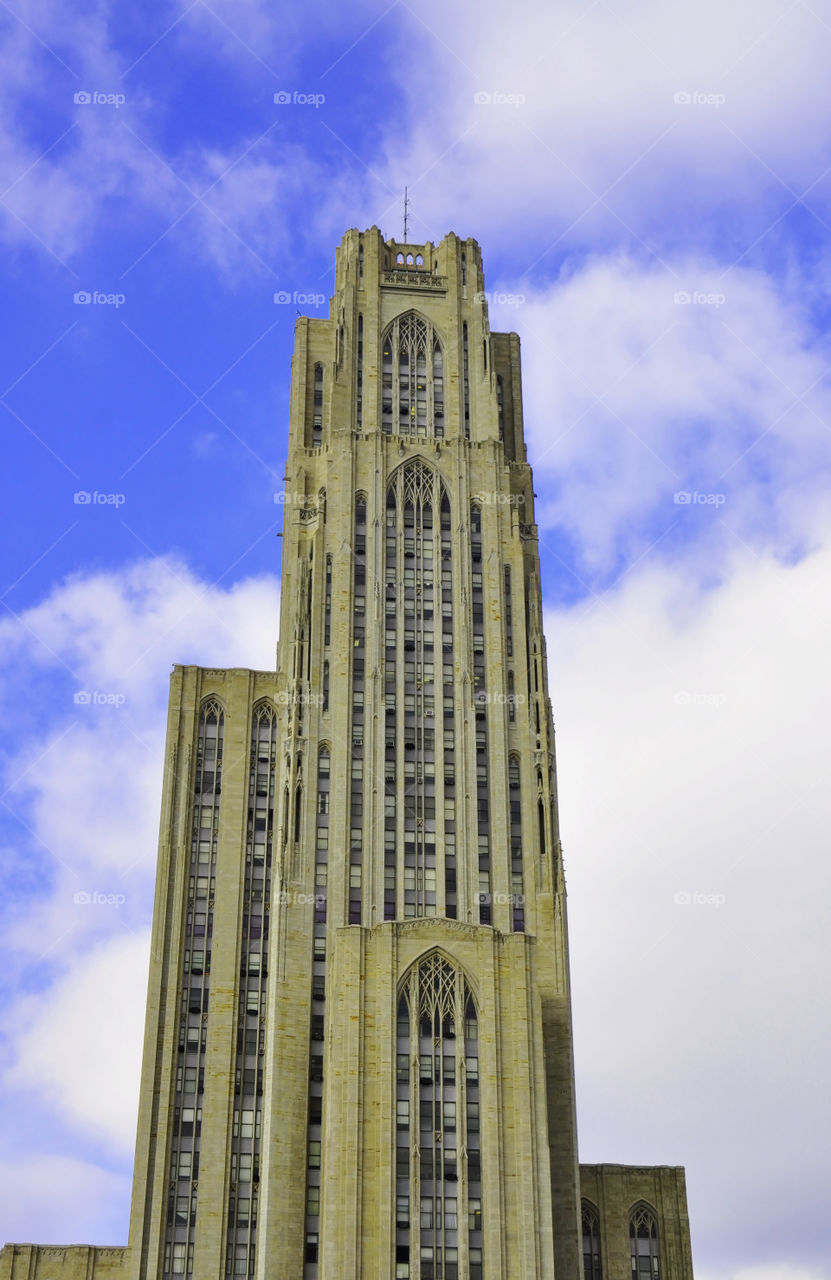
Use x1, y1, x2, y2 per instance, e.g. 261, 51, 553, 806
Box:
630, 1205, 660, 1279
582, 1200, 602, 1279
312, 363, 323, 448
381, 312, 444, 439
385, 461, 450, 922
395, 953, 481, 1280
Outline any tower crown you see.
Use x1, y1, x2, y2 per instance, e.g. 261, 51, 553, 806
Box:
290, 228, 525, 460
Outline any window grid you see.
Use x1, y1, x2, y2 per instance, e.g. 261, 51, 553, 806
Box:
165, 698, 224, 1272
395, 954, 481, 1280
386, 463, 453, 921
582, 1201, 602, 1280
381, 313, 444, 439
629, 1205, 661, 1280
224, 702, 276, 1275
350, 497, 367, 925
356, 314, 363, 430
508, 755, 525, 932
304, 745, 331, 1275
470, 508, 490, 925
312, 363, 323, 448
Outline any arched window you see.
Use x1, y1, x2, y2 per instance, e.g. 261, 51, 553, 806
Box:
324, 556, 332, 647
582, 1201, 602, 1279
294, 784, 302, 843
395, 953, 482, 1280
356, 314, 363, 430
386, 460, 450, 922
508, 754, 524, 931
462, 322, 470, 438
630, 1204, 660, 1280
312, 363, 323, 448
381, 311, 444, 439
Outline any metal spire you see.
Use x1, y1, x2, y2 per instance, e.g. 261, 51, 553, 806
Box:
403, 186, 409, 243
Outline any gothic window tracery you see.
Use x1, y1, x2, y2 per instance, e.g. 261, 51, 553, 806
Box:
385, 461, 451, 919
381, 312, 444, 439
395, 953, 482, 1280
629, 1204, 660, 1279
582, 1200, 602, 1280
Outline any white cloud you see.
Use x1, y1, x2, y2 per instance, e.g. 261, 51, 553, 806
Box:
380, 0, 831, 247
482, 254, 831, 575
546, 530, 831, 1271
0, 1154, 132, 1246
0, 556, 279, 1243
6, 932, 150, 1156
699, 1268, 831, 1280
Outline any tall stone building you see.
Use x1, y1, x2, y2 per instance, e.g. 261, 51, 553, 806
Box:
0, 228, 696, 1280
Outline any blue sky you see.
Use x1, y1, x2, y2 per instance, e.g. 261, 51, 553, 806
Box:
1, 2, 830, 1277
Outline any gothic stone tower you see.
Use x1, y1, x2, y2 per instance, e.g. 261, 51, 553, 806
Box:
128, 226, 581, 1280
0, 229, 696, 1280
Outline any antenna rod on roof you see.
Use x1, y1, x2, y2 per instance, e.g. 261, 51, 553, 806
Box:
403, 186, 409, 243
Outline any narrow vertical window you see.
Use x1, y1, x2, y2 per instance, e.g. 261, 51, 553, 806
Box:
223, 700, 274, 1279
324, 556, 332, 648
462, 322, 470, 439
387, 462, 447, 922
582, 1201, 602, 1280
312, 363, 323, 448
166, 696, 223, 1273
471, 506, 489, 923
384, 486, 397, 920
356, 314, 363, 431
504, 566, 513, 657
496, 374, 504, 443
508, 756, 524, 932
350, 497, 367, 924
396, 955, 480, 1280
305, 744, 331, 1264
630, 1205, 660, 1279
